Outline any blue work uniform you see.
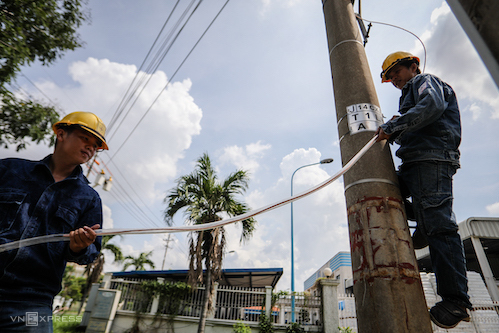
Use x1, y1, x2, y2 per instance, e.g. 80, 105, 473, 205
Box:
380, 73, 471, 309
0, 155, 102, 331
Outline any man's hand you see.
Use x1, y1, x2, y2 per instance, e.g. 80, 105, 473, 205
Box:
375, 116, 399, 143
375, 127, 392, 143
69, 224, 100, 254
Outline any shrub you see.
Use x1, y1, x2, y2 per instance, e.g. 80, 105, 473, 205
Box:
258, 313, 274, 333
286, 322, 304, 333
233, 320, 252, 333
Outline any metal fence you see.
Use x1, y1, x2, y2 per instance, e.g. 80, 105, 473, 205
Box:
276, 293, 322, 326
109, 277, 152, 313
107, 277, 322, 327
214, 285, 267, 322
107, 277, 499, 332
338, 294, 357, 330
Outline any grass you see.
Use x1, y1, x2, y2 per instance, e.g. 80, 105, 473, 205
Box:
52, 308, 83, 333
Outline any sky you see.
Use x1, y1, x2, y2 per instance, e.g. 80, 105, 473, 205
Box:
3, 0, 499, 292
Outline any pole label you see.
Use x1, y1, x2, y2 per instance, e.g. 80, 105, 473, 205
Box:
346, 103, 383, 134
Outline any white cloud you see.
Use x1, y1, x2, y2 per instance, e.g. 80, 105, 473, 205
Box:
104, 233, 190, 273
102, 204, 114, 229
219, 141, 271, 173
280, 148, 325, 180
222, 148, 348, 291
246, 141, 272, 156
486, 202, 499, 215
467, 103, 482, 121
417, 2, 499, 119
430, 1, 451, 24
23, 57, 202, 207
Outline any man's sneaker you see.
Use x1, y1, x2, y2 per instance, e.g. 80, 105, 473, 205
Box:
430, 300, 471, 329
412, 227, 428, 249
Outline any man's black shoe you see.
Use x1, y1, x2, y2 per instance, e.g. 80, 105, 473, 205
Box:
430, 300, 471, 329
412, 227, 428, 249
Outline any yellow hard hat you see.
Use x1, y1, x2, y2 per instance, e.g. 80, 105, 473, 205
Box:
53, 111, 108, 150
380, 51, 420, 83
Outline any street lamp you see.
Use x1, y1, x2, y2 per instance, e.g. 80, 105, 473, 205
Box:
290, 157, 334, 322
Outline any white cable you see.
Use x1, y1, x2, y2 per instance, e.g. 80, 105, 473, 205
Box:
0, 135, 378, 253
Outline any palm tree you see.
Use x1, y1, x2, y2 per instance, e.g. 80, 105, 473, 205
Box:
122, 251, 156, 271
164, 153, 256, 333
88, 235, 124, 280
79, 235, 124, 314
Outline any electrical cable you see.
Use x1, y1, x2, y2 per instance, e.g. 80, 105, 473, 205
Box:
105, 190, 156, 229
85, 1, 205, 227
0, 135, 378, 253
105, 157, 165, 225
86, 158, 162, 228
107, 0, 185, 132
86, 155, 164, 229
107, 0, 231, 162
83, 1, 228, 232
106, 181, 162, 228
18, 74, 59, 106
87, 154, 165, 228
356, 15, 427, 74
106, 0, 203, 142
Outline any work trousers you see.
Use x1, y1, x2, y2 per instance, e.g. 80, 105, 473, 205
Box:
398, 161, 472, 309
0, 300, 53, 332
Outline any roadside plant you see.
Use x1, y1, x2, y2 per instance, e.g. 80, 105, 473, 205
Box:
258, 312, 274, 333
233, 320, 252, 333
286, 322, 304, 333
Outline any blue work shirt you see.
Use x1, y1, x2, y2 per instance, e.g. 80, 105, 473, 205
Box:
380, 73, 461, 165
0, 155, 102, 305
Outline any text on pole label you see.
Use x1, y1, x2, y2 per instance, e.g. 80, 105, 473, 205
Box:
346, 103, 383, 134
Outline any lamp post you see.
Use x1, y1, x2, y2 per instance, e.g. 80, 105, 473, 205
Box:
290, 157, 334, 322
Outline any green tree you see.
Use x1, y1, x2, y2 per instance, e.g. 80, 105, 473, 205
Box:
122, 251, 155, 271
85, 235, 124, 287
59, 265, 85, 303
0, 0, 87, 84
0, 91, 59, 150
0, 0, 89, 150
164, 153, 256, 333
233, 320, 252, 333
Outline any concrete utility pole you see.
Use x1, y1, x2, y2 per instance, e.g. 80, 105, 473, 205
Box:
321, 1, 432, 332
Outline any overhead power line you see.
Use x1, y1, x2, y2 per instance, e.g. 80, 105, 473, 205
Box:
19, 74, 59, 107
106, 0, 203, 142
107, 0, 231, 162
356, 15, 427, 73
106, 0, 184, 132
87, 0, 231, 233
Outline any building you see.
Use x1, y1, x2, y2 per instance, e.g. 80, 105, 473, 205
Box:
416, 217, 499, 301
110, 267, 283, 288
304, 251, 353, 295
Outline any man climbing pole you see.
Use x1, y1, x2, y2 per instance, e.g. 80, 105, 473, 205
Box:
376, 51, 472, 329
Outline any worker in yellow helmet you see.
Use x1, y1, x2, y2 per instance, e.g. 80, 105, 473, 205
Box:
0, 111, 107, 332
375, 52, 471, 329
